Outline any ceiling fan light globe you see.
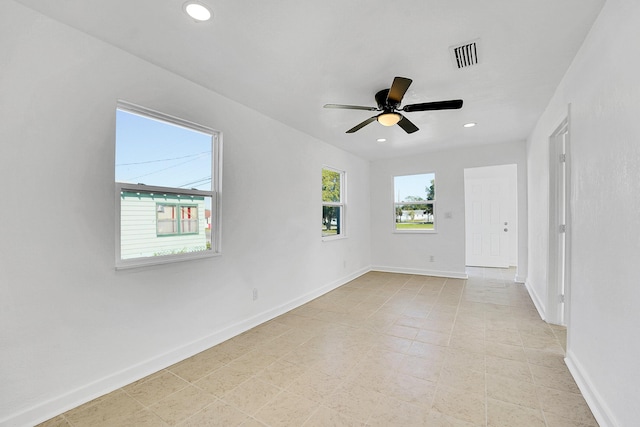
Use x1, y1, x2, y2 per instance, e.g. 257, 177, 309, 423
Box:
378, 113, 401, 127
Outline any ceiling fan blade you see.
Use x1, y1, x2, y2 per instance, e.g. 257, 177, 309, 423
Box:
324, 104, 378, 111
397, 115, 419, 134
402, 99, 463, 112
346, 116, 378, 133
387, 77, 412, 104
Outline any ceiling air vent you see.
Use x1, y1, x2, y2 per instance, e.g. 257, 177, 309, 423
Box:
450, 39, 480, 69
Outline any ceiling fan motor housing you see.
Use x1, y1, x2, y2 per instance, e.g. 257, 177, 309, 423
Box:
375, 89, 397, 110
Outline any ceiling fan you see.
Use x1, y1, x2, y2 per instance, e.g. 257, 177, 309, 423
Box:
324, 76, 463, 134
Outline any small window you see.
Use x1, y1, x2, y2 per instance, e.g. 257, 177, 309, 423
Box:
115, 102, 221, 268
322, 167, 345, 238
394, 173, 436, 232
156, 203, 199, 236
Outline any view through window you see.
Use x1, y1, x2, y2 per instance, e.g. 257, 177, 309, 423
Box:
115, 102, 221, 267
394, 173, 435, 231
322, 167, 345, 238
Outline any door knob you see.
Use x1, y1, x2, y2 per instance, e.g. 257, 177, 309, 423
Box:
504, 228, 508, 232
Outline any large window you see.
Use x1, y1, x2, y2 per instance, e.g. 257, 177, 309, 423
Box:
115, 102, 221, 268
394, 173, 436, 232
322, 167, 345, 238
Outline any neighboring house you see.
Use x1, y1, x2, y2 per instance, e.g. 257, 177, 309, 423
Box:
397, 210, 433, 223
120, 191, 208, 259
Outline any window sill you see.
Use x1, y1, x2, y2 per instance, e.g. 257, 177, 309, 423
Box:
322, 234, 348, 242
393, 229, 437, 234
116, 250, 220, 270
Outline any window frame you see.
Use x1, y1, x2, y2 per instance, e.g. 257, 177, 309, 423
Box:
393, 172, 437, 234
115, 101, 222, 269
321, 166, 346, 240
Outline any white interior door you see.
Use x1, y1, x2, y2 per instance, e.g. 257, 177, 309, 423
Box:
464, 166, 515, 268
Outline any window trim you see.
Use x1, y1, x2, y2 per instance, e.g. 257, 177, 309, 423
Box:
393, 172, 437, 234
115, 101, 222, 269
322, 166, 346, 241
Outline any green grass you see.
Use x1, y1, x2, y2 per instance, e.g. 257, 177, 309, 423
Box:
395, 222, 434, 230
322, 228, 338, 236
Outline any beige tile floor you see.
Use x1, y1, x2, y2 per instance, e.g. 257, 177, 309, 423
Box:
38, 268, 598, 426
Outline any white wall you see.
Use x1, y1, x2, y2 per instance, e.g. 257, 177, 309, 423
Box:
526, 0, 640, 425
0, 2, 371, 425
370, 142, 527, 280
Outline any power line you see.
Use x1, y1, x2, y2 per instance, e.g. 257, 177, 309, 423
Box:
123, 155, 207, 182
116, 150, 211, 167
178, 177, 212, 188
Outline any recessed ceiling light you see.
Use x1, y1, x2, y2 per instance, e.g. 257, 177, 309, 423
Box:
377, 138, 387, 142
463, 122, 477, 128
184, 2, 212, 21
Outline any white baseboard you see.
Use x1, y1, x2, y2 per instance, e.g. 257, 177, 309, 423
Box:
371, 265, 468, 279
3, 267, 370, 427
524, 279, 546, 321
565, 350, 618, 427
514, 274, 526, 284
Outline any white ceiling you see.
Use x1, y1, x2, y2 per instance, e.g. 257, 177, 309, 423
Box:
15, 0, 605, 160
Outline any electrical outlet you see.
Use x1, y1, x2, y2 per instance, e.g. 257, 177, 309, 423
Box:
429, 255, 435, 262
252, 288, 258, 301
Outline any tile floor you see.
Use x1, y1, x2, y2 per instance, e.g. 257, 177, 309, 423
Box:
38, 268, 598, 426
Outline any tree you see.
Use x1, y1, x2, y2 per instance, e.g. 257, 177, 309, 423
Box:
402, 195, 424, 220
403, 195, 425, 208
426, 179, 435, 201
395, 206, 403, 222
322, 169, 340, 231
425, 179, 435, 216
322, 169, 340, 203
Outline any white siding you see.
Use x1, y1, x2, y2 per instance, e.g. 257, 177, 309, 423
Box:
120, 193, 207, 259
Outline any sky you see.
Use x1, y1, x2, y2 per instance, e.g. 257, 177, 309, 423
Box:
394, 173, 435, 202
115, 109, 212, 191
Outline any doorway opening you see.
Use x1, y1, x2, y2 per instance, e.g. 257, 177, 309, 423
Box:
548, 118, 570, 326
464, 164, 518, 270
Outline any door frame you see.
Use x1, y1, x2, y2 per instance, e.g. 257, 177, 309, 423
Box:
547, 108, 572, 327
